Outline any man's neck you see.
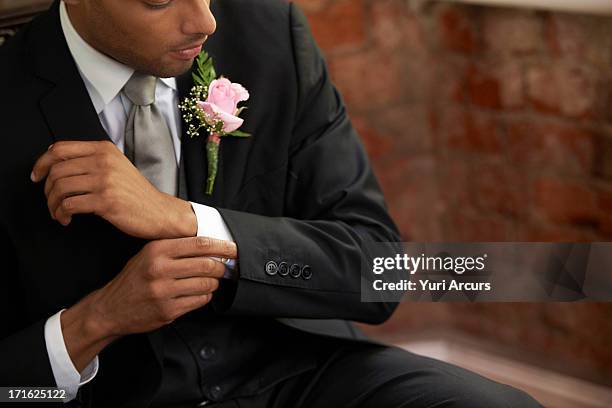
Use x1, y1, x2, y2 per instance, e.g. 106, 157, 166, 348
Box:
64, 3, 98, 56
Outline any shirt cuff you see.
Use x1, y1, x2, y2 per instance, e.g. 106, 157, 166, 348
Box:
190, 202, 239, 279
190, 202, 234, 241
44, 309, 99, 403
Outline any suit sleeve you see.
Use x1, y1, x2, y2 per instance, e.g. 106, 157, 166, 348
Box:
214, 3, 401, 324
0, 226, 57, 386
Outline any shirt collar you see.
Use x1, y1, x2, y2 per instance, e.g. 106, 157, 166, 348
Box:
59, 1, 177, 114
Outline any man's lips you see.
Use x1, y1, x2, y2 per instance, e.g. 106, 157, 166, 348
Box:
170, 44, 203, 60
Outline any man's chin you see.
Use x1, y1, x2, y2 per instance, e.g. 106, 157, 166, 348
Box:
153, 58, 195, 79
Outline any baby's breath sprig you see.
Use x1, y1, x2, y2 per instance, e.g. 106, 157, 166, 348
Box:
178, 84, 210, 138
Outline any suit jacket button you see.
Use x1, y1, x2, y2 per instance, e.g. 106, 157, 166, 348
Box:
278, 262, 289, 276
289, 264, 301, 278
265, 261, 278, 276
301, 265, 312, 280
199, 345, 217, 361
209, 385, 222, 400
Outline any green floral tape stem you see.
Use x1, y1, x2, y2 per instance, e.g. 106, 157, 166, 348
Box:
205, 134, 221, 195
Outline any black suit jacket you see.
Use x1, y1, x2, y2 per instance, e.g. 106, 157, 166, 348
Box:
0, 0, 401, 404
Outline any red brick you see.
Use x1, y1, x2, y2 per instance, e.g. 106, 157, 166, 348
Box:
596, 188, 612, 237
434, 57, 470, 104
531, 177, 600, 227
297, 0, 366, 52
351, 115, 392, 160
388, 189, 443, 241
437, 156, 472, 210
467, 63, 524, 109
328, 48, 403, 112
598, 188, 612, 211
545, 13, 612, 69
371, 0, 425, 53
378, 157, 442, 241
445, 211, 514, 241
517, 223, 596, 242
607, 81, 612, 124
482, 8, 543, 55
377, 156, 436, 198
292, 0, 328, 11
436, 5, 480, 54
525, 65, 559, 114
599, 215, 612, 238
469, 161, 527, 219
397, 56, 435, 104
466, 65, 501, 109
506, 121, 595, 176
594, 134, 612, 180
353, 104, 434, 172
526, 65, 599, 119
373, 105, 434, 154
440, 108, 503, 154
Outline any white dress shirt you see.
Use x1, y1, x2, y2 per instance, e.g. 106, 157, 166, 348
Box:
44, 2, 234, 402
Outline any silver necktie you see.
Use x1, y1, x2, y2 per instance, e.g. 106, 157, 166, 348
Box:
123, 72, 178, 196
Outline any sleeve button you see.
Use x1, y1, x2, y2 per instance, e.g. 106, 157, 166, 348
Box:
265, 261, 278, 276
289, 263, 302, 278
301, 265, 312, 280
278, 261, 289, 276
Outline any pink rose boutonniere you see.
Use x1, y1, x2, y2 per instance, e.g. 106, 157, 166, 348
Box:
179, 51, 251, 195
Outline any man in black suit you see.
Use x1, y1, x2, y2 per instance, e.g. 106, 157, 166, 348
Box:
0, 0, 542, 407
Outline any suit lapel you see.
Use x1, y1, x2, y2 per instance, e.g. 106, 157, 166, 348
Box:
39, 84, 111, 145
30, 1, 112, 145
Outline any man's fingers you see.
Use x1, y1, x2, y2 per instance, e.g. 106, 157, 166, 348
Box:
166, 257, 227, 279
47, 175, 96, 218
172, 294, 213, 316
170, 277, 220, 298
54, 193, 100, 225
31, 141, 104, 182
44, 156, 97, 196
161, 236, 238, 259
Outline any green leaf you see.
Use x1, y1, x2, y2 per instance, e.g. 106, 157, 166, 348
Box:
193, 74, 206, 86
227, 130, 251, 137
193, 50, 217, 88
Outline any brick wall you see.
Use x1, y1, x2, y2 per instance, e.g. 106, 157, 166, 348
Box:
295, 0, 612, 385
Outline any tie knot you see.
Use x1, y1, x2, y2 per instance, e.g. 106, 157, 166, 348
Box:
124, 72, 157, 106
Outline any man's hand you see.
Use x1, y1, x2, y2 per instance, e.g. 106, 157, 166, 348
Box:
31, 140, 197, 239
60, 236, 237, 372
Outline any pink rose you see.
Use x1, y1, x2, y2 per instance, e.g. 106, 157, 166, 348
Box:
198, 78, 249, 133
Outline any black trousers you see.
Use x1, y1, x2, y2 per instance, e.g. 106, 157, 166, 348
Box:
180, 341, 544, 408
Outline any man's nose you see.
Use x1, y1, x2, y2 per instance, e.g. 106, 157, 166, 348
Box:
181, 0, 217, 36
